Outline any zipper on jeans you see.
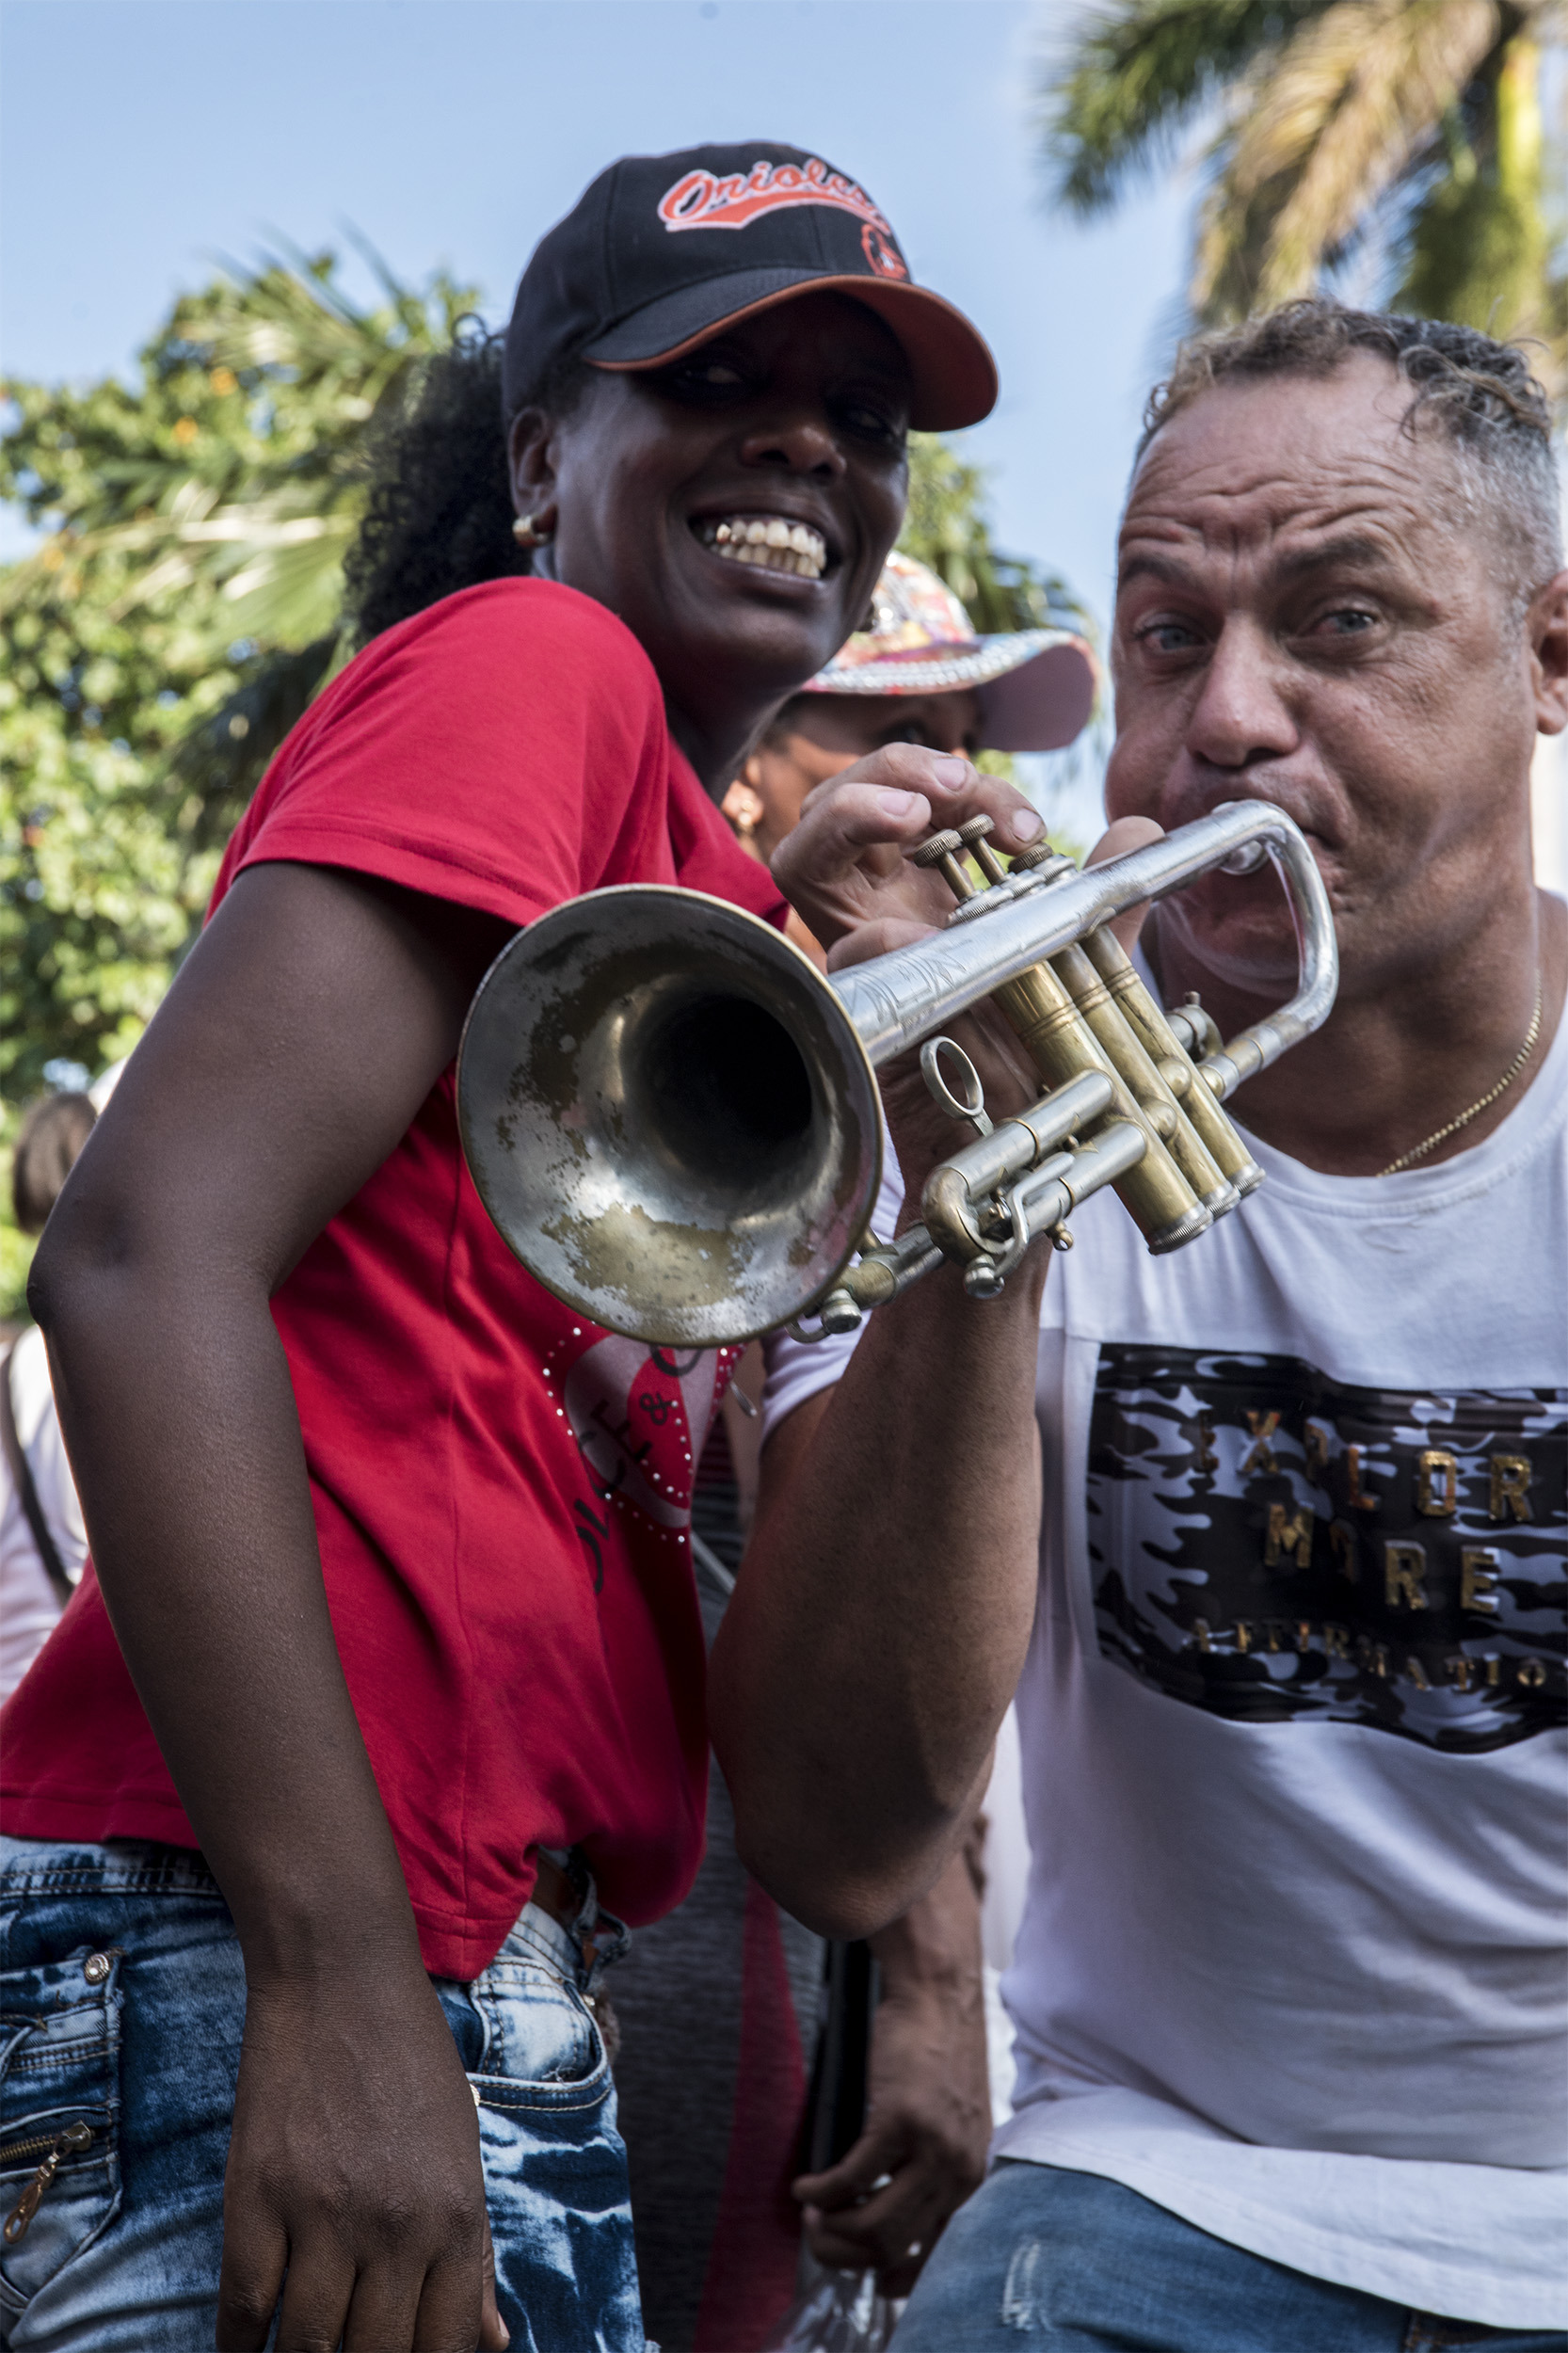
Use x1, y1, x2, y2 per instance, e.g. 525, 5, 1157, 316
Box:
2, 2123, 95, 2243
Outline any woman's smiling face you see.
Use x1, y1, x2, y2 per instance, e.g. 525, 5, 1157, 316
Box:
508, 291, 912, 787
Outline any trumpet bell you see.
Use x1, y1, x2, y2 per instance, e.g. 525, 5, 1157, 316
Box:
457, 887, 883, 1348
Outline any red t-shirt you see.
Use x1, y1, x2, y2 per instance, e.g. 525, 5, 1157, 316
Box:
1, 579, 787, 1979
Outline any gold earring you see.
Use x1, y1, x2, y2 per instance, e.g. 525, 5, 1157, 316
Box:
512, 513, 554, 548
721, 779, 764, 841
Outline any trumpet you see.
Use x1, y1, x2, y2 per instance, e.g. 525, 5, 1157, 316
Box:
456, 799, 1336, 1349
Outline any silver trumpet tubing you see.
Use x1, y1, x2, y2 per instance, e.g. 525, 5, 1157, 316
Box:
456, 799, 1337, 1349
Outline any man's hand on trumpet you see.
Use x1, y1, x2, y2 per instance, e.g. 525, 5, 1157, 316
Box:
772, 742, 1161, 1210
771, 742, 1040, 950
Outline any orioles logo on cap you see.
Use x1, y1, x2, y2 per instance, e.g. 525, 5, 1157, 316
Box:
657, 155, 909, 280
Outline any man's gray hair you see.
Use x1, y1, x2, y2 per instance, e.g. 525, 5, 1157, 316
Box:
1140, 300, 1562, 616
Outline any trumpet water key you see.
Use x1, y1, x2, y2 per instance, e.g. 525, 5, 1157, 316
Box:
456, 799, 1337, 1348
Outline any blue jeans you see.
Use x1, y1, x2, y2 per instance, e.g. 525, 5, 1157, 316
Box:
0, 1837, 644, 2351
890, 2161, 1567, 2352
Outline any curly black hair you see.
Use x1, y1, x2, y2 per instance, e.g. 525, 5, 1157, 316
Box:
344, 324, 591, 646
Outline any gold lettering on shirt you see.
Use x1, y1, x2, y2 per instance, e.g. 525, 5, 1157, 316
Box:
1322, 1623, 1351, 1659
1242, 1411, 1280, 1476
1265, 1503, 1315, 1569
1384, 1543, 1430, 1610
1304, 1422, 1330, 1474
1516, 1657, 1547, 1689
1346, 1446, 1379, 1512
1193, 1415, 1219, 1473
1489, 1454, 1533, 1523
1232, 1620, 1255, 1654
1329, 1520, 1358, 1583
1189, 1618, 1213, 1652
1416, 1449, 1459, 1517
1403, 1654, 1432, 1689
1460, 1547, 1501, 1616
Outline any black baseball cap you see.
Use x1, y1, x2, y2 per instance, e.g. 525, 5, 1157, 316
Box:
503, 142, 997, 432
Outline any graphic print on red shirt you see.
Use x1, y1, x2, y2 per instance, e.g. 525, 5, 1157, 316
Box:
1, 579, 787, 1978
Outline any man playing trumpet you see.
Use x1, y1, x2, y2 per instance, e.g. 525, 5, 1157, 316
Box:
713, 303, 1568, 2347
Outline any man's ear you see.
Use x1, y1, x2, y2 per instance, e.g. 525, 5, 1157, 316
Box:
1528, 568, 1568, 737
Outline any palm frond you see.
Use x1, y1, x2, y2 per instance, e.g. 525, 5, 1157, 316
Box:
1246, 0, 1496, 306
1037, 0, 1337, 214
1395, 29, 1559, 351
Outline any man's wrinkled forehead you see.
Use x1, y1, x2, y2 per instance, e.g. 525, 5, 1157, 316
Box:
1118, 359, 1455, 579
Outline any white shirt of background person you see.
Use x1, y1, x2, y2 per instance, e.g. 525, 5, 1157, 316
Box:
1, 1056, 122, 1701
1, 1322, 88, 1700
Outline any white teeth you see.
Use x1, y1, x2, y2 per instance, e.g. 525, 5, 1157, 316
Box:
698, 513, 827, 581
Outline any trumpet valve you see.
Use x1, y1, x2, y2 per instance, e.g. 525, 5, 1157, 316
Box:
956, 814, 1009, 888
911, 828, 975, 901
1009, 838, 1079, 885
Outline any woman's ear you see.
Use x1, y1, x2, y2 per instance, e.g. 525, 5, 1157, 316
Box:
507, 408, 561, 569
506, 408, 556, 514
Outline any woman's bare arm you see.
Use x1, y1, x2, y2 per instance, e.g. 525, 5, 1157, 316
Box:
31, 859, 513, 2353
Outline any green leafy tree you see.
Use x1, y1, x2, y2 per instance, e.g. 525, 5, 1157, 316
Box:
1, 248, 475, 1312
1037, 0, 1566, 360
1, 248, 478, 1094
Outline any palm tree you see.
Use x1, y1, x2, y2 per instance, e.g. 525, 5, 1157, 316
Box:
1037, 0, 1565, 360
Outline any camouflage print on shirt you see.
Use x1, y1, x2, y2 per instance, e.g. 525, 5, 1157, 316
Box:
1086, 1347, 1566, 1753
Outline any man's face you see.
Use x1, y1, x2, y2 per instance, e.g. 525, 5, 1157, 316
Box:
1106, 356, 1550, 1001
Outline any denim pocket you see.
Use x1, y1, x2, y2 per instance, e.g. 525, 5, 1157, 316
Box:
472, 1955, 609, 2112
460, 1957, 642, 2351
0, 1944, 122, 2315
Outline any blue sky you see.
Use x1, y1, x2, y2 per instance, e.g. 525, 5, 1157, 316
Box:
0, 0, 1193, 616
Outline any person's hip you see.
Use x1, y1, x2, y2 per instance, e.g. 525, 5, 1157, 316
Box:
0, 1835, 643, 2351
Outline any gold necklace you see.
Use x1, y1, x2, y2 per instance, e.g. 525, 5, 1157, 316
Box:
1377, 974, 1544, 1176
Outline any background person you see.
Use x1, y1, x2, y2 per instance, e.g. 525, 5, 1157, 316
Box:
723, 547, 1096, 875
0, 142, 1027, 2353
611, 554, 1094, 2350
2, 1092, 97, 1700
712, 304, 1568, 2349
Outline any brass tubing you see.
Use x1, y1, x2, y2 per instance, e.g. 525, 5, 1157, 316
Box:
941, 821, 1210, 1254
1079, 926, 1265, 1198
1047, 940, 1240, 1218
985, 959, 1210, 1253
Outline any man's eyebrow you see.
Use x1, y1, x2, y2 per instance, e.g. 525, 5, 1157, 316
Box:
1117, 533, 1397, 596
1116, 552, 1192, 593
1272, 533, 1394, 581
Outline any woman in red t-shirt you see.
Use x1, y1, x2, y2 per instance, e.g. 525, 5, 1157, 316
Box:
1, 143, 1045, 2351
